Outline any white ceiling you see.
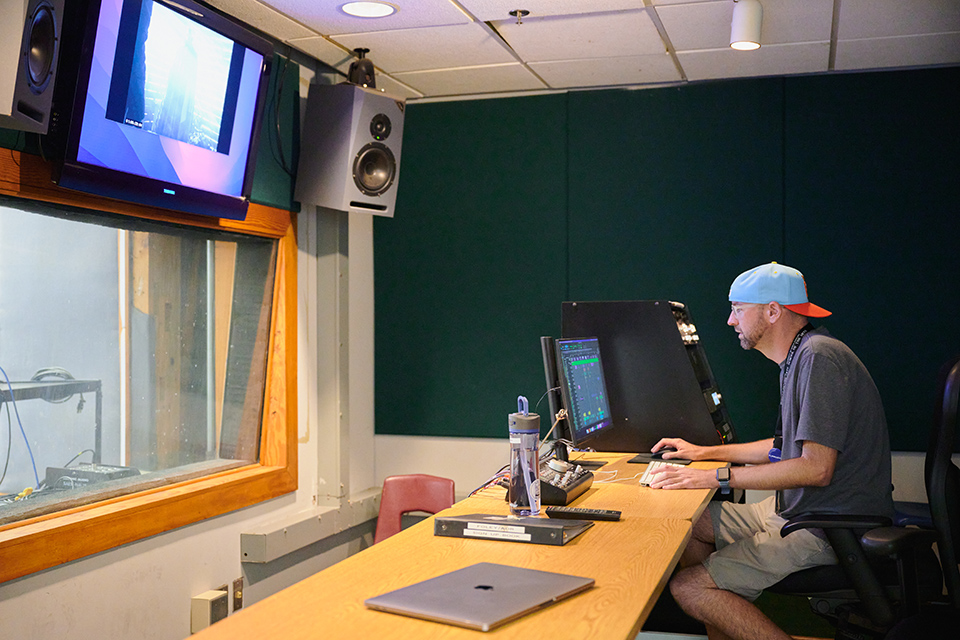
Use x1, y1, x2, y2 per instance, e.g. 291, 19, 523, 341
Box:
204, 0, 960, 101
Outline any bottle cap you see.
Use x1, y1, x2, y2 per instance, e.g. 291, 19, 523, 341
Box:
508, 412, 539, 433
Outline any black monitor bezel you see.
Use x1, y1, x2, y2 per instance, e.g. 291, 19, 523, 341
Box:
554, 336, 615, 448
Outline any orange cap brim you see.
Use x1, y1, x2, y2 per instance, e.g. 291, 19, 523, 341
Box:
784, 302, 832, 318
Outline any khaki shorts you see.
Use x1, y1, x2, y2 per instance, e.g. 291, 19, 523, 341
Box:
702, 495, 838, 601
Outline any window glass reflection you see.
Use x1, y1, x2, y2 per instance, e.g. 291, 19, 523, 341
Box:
0, 200, 276, 523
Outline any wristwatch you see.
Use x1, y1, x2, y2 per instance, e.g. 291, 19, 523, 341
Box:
716, 467, 731, 495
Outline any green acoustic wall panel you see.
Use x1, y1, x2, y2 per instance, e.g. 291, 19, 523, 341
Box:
375, 95, 569, 438
783, 68, 960, 452
250, 54, 300, 212
566, 81, 787, 444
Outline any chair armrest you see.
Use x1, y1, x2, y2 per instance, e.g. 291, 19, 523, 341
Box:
861, 526, 938, 558
780, 514, 893, 537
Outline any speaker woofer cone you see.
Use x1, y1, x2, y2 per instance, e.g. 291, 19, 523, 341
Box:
25, 2, 57, 94
353, 142, 396, 196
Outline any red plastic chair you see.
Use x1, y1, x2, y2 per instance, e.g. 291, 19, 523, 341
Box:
373, 474, 455, 544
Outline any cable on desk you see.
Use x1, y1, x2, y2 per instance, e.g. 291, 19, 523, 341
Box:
469, 464, 510, 496
593, 470, 644, 484
0, 400, 12, 488
62, 449, 96, 469
0, 365, 40, 488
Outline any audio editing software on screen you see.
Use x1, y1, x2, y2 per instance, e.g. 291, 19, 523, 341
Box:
558, 338, 612, 438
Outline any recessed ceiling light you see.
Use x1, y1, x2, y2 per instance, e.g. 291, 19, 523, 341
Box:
341, 2, 397, 18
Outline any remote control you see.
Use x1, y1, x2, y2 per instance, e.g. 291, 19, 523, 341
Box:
545, 506, 621, 521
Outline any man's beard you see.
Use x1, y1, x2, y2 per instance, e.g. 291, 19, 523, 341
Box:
737, 322, 767, 351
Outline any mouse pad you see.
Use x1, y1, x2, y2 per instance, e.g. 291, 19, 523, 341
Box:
628, 453, 692, 465
364, 562, 594, 631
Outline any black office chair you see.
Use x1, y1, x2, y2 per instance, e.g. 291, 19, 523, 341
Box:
768, 355, 960, 640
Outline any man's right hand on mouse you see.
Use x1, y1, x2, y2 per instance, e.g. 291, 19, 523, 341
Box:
651, 438, 704, 461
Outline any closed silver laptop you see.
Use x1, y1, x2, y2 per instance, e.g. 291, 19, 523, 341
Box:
364, 562, 595, 631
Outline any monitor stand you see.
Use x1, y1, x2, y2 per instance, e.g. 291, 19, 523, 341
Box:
553, 442, 608, 470
569, 458, 608, 471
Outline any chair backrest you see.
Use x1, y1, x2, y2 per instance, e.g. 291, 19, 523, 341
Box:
928, 355, 960, 608
373, 474, 455, 544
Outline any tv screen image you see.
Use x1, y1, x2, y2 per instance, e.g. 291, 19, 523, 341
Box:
55, 0, 272, 219
109, 0, 235, 154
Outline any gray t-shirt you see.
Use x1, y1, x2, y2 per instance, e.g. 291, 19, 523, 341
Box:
777, 328, 894, 520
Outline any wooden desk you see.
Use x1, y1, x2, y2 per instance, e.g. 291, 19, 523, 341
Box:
191, 453, 719, 640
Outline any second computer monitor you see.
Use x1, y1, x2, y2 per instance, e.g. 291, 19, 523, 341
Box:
554, 337, 615, 448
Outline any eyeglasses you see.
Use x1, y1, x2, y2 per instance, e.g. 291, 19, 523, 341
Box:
729, 303, 760, 317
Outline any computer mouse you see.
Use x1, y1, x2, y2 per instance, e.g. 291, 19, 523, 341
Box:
651, 446, 677, 459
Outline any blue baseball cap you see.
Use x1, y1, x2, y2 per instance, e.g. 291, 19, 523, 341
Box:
729, 262, 831, 318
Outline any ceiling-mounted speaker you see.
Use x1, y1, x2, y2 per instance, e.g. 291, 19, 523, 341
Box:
295, 83, 405, 217
0, 0, 65, 134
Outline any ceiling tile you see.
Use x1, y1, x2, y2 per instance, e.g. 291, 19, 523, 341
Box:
836, 33, 960, 70
656, 1, 735, 51
458, 0, 642, 22
677, 41, 830, 80
331, 23, 516, 73
393, 63, 548, 97
657, 0, 834, 51
530, 53, 681, 88
286, 36, 356, 72
493, 10, 666, 62
838, 0, 960, 40
369, 74, 425, 100
202, 0, 315, 41
263, 0, 471, 35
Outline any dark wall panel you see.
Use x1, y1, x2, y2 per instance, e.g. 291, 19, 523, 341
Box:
783, 68, 960, 451
566, 81, 787, 443
374, 95, 569, 438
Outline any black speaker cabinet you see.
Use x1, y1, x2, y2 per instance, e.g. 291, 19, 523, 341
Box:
295, 83, 405, 217
0, 0, 65, 134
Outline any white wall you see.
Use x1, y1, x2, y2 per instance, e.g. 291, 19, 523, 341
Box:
373, 437, 935, 507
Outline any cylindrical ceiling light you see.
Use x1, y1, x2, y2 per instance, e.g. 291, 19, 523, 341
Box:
730, 0, 763, 51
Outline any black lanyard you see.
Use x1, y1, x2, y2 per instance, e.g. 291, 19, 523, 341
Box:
772, 323, 816, 451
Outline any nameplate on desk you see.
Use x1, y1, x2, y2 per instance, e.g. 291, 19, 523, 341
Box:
434, 513, 593, 546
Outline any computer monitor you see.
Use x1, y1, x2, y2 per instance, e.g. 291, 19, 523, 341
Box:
553, 337, 616, 459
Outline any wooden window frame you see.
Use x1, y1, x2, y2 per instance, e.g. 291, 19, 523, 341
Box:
0, 150, 297, 584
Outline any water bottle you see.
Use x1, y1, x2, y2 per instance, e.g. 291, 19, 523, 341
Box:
508, 396, 540, 516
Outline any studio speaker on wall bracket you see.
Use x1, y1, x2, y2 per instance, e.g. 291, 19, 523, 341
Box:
295, 83, 405, 217
0, 0, 65, 134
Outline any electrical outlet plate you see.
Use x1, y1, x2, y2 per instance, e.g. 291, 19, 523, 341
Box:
233, 577, 244, 611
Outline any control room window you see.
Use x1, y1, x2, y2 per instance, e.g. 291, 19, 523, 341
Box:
0, 200, 277, 524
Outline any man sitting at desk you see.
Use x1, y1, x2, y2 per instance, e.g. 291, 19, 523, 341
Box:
648, 262, 894, 640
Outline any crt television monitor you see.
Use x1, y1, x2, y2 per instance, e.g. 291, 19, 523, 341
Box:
554, 337, 615, 451
54, 0, 273, 220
